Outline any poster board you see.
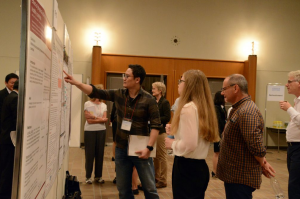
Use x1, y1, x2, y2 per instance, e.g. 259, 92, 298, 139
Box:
267, 84, 285, 101
69, 74, 83, 147
18, 0, 51, 197
264, 83, 284, 146
12, 0, 73, 198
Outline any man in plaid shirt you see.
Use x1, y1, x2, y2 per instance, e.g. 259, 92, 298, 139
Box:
217, 74, 275, 199
64, 65, 161, 199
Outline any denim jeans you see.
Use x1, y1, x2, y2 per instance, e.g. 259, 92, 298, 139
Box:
287, 144, 300, 199
224, 182, 255, 199
115, 147, 159, 199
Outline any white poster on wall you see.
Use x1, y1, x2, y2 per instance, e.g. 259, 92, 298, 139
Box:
267, 85, 285, 101
45, 30, 63, 196
52, 0, 58, 30
59, 62, 70, 168
20, 0, 51, 198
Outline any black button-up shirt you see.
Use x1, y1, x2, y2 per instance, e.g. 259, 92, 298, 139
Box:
88, 85, 161, 149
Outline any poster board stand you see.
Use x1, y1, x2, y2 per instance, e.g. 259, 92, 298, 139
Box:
264, 83, 285, 150
12, 0, 73, 198
11, 0, 28, 198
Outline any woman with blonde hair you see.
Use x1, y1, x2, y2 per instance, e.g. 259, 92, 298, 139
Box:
165, 70, 219, 199
84, 84, 108, 184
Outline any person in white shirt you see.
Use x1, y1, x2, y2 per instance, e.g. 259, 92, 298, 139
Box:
84, 84, 108, 184
279, 70, 300, 199
165, 70, 219, 199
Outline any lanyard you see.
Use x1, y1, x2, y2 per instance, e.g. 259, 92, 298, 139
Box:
124, 95, 139, 120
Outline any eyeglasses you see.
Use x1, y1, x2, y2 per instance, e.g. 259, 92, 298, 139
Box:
178, 79, 185, 85
122, 74, 132, 79
221, 84, 236, 91
287, 80, 299, 84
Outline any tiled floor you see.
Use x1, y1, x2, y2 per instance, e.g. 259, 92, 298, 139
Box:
68, 145, 289, 199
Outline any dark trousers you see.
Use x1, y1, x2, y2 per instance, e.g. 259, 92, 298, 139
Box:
0, 143, 15, 199
172, 156, 209, 199
224, 182, 255, 199
287, 144, 300, 199
84, 130, 106, 179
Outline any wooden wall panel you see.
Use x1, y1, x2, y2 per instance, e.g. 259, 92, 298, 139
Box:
101, 55, 175, 103
91, 46, 102, 84
98, 54, 256, 105
244, 55, 257, 101
171, 59, 244, 100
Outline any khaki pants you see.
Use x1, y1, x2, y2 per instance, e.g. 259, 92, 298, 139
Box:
154, 133, 168, 185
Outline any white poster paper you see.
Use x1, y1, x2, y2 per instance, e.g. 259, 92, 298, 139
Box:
45, 31, 63, 195
52, 0, 58, 30
20, 0, 51, 198
267, 85, 285, 101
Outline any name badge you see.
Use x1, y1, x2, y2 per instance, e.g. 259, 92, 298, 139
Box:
121, 119, 132, 131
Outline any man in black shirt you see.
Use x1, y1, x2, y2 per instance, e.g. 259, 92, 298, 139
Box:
64, 65, 161, 199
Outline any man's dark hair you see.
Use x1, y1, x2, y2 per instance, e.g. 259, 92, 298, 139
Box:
13, 80, 19, 90
5, 73, 19, 83
214, 91, 225, 106
128, 65, 146, 85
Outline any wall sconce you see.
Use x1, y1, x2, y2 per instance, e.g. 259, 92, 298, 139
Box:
251, 41, 258, 55
94, 32, 101, 46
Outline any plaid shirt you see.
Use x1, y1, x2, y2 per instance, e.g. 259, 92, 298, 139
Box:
217, 96, 266, 189
88, 85, 161, 149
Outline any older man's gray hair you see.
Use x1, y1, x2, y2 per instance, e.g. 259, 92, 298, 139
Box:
288, 70, 300, 82
228, 74, 248, 94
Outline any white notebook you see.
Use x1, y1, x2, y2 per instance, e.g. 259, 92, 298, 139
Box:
128, 135, 157, 157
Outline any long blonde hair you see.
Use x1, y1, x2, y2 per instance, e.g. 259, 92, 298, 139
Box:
171, 70, 219, 142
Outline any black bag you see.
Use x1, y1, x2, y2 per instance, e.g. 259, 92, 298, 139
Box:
69, 191, 81, 199
65, 171, 81, 199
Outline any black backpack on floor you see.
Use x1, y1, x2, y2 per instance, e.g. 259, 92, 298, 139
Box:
64, 171, 81, 199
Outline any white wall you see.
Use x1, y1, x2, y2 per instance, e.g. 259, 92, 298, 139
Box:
0, 1, 21, 84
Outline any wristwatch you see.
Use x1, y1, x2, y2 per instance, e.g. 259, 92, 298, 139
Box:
147, 145, 153, 151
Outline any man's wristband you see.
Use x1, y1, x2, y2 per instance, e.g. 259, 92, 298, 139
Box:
147, 145, 153, 151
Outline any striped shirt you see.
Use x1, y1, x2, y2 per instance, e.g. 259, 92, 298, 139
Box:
88, 85, 161, 149
217, 96, 266, 189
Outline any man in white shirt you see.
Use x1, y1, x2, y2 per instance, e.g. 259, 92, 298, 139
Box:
279, 70, 300, 199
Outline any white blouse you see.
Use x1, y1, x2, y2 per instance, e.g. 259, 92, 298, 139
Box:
171, 102, 210, 159
84, 101, 107, 131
